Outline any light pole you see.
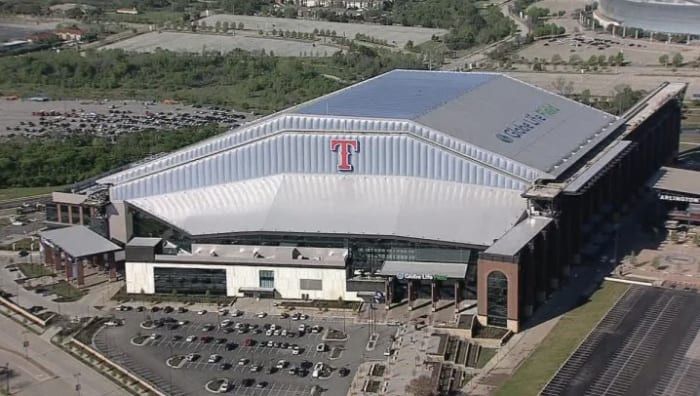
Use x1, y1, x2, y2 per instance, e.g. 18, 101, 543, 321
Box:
22, 330, 29, 359
74, 373, 81, 396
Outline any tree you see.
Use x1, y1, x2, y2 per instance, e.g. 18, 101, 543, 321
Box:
214, 20, 221, 32
615, 51, 624, 66
569, 54, 582, 66
587, 55, 598, 67
551, 77, 573, 96
222, 21, 229, 32
405, 40, 414, 50
405, 375, 435, 396
551, 53, 562, 65
238, 22, 244, 30
672, 52, 684, 67
659, 54, 669, 67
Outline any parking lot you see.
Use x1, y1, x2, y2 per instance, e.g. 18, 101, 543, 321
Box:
94, 305, 394, 396
540, 285, 700, 396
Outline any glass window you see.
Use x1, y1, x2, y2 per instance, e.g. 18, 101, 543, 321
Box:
131, 206, 192, 252
487, 271, 508, 327
59, 204, 69, 223
300, 279, 322, 290
259, 270, 274, 289
46, 203, 58, 222
154, 267, 226, 295
71, 206, 81, 224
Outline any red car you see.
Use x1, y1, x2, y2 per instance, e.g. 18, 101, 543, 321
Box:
244, 338, 254, 347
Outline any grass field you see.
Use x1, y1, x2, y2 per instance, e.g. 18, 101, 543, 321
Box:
477, 347, 497, 369
18, 263, 54, 278
496, 281, 629, 396
0, 186, 63, 201
47, 281, 86, 302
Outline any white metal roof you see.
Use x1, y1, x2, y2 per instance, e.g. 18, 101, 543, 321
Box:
98, 70, 619, 193
127, 174, 527, 247
40, 226, 122, 258
650, 167, 700, 196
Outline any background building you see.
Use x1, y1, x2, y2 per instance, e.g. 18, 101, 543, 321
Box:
57, 70, 685, 332
595, 0, 700, 36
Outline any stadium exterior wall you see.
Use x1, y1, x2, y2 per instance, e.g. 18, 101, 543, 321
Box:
596, 0, 700, 35
125, 261, 361, 301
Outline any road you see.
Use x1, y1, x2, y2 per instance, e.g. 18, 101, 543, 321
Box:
0, 251, 123, 318
0, 315, 125, 396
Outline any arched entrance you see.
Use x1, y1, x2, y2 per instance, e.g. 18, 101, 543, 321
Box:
487, 270, 508, 327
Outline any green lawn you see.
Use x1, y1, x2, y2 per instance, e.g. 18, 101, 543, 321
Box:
47, 281, 86, 302
0, 186, 64, 201
18, 263, 54, 278
477, 347, 497, 369
496, 281, 629, 396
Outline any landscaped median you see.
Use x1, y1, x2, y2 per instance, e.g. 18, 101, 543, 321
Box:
495, 281, 629, 396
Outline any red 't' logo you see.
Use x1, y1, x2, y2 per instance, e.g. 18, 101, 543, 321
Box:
330, 139, 359, 172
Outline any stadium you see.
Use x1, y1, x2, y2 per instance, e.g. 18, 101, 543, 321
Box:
595, 0, 700, 36
40, 70, 686, 332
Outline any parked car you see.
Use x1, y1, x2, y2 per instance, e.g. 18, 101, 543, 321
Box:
244, 338, 254, 347
256, 381, 268, 389
238, 358, 249, 366
257, 312, 267, 318
186, 335, 196, 342
176, 307, 187, 313
312, 362, 324, 378
185, 353, 199, 362
231, 309, 243, 317
207, 354, 221, 363
196, 310, 207, 315
339, 367, 351, 377
276, 360, 288, 369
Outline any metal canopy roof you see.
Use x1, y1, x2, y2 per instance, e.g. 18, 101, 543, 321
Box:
99, 70, 620, 191
127, 174, 527, 247
484, 216, 553, 257
295, 72, 497, 120
563, 140, 633, 193
40, 226, 122, 258
378, 260, 469, 279
127, 237, 163, 247
650, 167, 700, 197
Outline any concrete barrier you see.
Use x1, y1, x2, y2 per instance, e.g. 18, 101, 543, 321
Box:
0, 295, 48, 327
603, 277, 653, 286
69, 338, 168, 396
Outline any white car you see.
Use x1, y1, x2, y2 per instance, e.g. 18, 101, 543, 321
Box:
220, 319, 232, 327
218, 380, 230, 393
298, 324, 307, 333
207, 354, 221, 363
105, 320, 122, 327
185, 353, 199, 362
265, 329, 273, 337
233, 322, 243, 329
196, 310, 207, 315
231, 309, 243, 317
149, 333, 159, 340
177, 320, 188, 326
276, 360, 288, 369
312, 362, 324, 378
281, 329, 288, 337
292, 346, 302, 355
186, 335, 197, 342
311, 325, 321, 333
238, 358, 249, 366
384, 347, 392, 357
257, 312, 267, 318
273, 329, 281, 336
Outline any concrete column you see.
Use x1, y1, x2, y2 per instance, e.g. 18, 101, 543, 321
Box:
67, 205, 73, 225
548, 223, 560, 290
56, 204, 62, 223
76, 259, 85, 286
535, 234, 547, 304
108, 252, 116, 280
384, 277, 393, 310
66, 257, 73, 280
523, 244, 535, 318
431, 281, 440, 312
407, 280, 415, 311
454, 281, 462, 313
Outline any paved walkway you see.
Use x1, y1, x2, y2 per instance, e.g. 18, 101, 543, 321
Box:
0, 251, 123, 318
0, 314, 124, 396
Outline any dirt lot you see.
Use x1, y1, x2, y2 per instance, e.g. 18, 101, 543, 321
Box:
103, 31, 339, 56
200, 15, 447, 47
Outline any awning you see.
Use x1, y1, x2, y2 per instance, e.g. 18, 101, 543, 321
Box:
378, 261, 468, 280
40, 226, 122, 259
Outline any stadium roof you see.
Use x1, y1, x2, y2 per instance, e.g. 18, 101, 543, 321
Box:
127, 174, 527, 247
40, 226, 122, 258
99, 70, 620, 192
650, 167, 700, 196
292, 70, 620, 177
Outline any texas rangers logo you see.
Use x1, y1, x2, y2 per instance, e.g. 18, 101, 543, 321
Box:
330, 138, 359, 172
